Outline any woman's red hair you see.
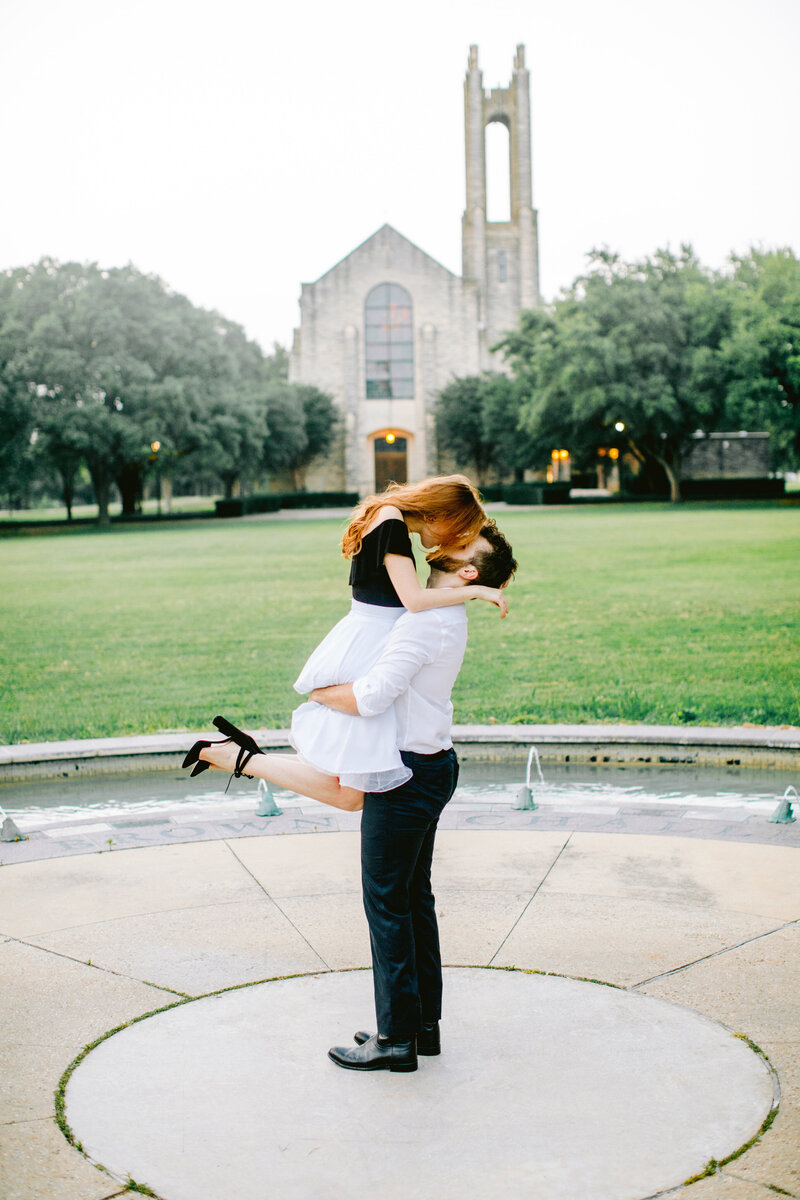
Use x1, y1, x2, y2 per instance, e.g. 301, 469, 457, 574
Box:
341, 474, 486, 559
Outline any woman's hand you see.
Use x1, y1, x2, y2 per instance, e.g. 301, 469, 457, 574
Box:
474, 586, 509, 618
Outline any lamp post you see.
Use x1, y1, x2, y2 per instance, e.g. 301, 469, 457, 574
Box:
613, 422, 626, 492
150, 441, 161, 517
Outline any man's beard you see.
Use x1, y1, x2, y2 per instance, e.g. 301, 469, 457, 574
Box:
427, 552, 469, 575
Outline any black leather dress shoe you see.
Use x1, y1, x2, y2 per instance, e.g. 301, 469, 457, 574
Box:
328, 1034, 417, 1072
354, 1021, 440, 1056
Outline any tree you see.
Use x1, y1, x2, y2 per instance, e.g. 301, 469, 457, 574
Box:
497, 247, 733, 501
35, 406, 85, 518
263, 342, 290, 384
72, 405, 148, 524
435, 375, 492, 483
435, 372, 537, 484
0, 379, 38, 509
287, 384, 340, 490
0, 270, 50, 509
204, 395, 268, 501
261, 381, 339, 490
0, 258, 294, 519
479, 373, 539, 481
14, 261, 155, 520
723, 248, 800, 471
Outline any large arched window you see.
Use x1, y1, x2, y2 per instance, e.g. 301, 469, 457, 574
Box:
365, 283, 414, 399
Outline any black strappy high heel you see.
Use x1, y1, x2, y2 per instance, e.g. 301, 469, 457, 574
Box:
222, 744, 258, 793
212, 717, 262, 794
212, 715, 261, 757
182, 717, 262, 791
182, 737, 231, 777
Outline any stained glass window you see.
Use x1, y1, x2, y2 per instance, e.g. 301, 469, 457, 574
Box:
365, 283, 414, 398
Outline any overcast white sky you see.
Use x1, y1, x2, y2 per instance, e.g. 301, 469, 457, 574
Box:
2, 0, 797, 353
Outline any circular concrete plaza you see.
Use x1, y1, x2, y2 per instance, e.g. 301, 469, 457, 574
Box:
65, 966, 775, 1200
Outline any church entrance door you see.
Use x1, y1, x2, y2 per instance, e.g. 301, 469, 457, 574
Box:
374, 436, 408, 490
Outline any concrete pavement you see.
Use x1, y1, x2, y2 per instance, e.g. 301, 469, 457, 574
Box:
1, 820, 799, 1199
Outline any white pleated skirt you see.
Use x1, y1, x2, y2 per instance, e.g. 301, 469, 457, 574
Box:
290, 600, 413, 793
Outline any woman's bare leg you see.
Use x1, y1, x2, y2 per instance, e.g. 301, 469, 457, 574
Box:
198, 742, 364, 812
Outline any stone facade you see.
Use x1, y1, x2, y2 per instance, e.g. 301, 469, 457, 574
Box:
289, 45, 540, 496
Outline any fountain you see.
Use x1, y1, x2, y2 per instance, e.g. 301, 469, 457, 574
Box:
514, 745, 545, 810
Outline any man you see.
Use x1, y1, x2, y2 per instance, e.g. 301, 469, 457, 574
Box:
310, 523, 517, 1073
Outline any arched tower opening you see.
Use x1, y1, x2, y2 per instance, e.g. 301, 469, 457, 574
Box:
485, 118, 511, 223
462, 44, 540, 368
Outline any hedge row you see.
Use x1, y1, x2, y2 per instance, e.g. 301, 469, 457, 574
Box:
215, 491, 360, 518
480, 482, 572, 505
678, 478, 784, 500
215, 484, 581, 517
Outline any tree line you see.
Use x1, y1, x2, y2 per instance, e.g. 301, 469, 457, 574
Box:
0, 259, 338, 521
2, 246, 797, 516
435, 246, 800, 500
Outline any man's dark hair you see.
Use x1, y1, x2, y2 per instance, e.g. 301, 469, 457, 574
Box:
472, 521, 517, 588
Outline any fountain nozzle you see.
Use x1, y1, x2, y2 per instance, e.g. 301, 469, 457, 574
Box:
514, 746, 544, 810
255, 779, 282, 817
769, 786, 797, 824
0, 806, 27, 842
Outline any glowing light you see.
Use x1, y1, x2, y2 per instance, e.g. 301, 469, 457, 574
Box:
559, 449, 569, 460
150, 441, 161, 452
385, 432, 396, 444
615, 421, 625, 432
608, 447, 620, 460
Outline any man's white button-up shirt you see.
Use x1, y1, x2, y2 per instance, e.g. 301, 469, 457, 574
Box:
351, 603, 468, 754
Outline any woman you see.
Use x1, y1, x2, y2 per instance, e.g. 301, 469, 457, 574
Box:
184, 475, 506, 810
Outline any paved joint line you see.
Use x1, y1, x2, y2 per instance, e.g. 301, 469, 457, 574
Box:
724, 1172, 798, 1197
637, 1183, 693, 1200
487, 834, 574, 965
6, 936, 190, 998
0, 895, 256, 941
0, 1116, 54, 1126
629, 916, 800, 990
223, 840, 332, 971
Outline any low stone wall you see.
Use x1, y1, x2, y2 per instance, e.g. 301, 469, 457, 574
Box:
1, 725, 797, 783
683, 432, 770, 479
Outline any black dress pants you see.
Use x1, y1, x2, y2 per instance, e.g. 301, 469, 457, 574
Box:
360, 747, 459, 1043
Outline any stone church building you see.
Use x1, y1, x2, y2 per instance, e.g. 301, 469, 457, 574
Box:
289, 45, 540, 496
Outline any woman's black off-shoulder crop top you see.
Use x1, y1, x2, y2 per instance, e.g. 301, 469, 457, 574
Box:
348, 518, 416, 607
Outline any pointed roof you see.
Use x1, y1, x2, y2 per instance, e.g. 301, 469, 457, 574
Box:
309, 224, 459, 286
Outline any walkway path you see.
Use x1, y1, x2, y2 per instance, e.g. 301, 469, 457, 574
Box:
2, 816, 799, 1197
1, 724, 799, 1198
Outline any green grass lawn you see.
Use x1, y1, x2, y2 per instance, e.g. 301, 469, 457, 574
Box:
2, 502, 799, 743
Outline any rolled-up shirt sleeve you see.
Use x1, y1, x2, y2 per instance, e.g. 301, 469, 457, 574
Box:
352, 614, 440, 717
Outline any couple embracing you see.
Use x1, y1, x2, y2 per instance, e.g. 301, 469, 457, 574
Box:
184, 475, 517, 1073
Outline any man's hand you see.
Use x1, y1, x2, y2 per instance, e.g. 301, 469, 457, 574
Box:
309, 683, 360, 716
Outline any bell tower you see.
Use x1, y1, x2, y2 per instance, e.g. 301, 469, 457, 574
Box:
462, 44, 540, 367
